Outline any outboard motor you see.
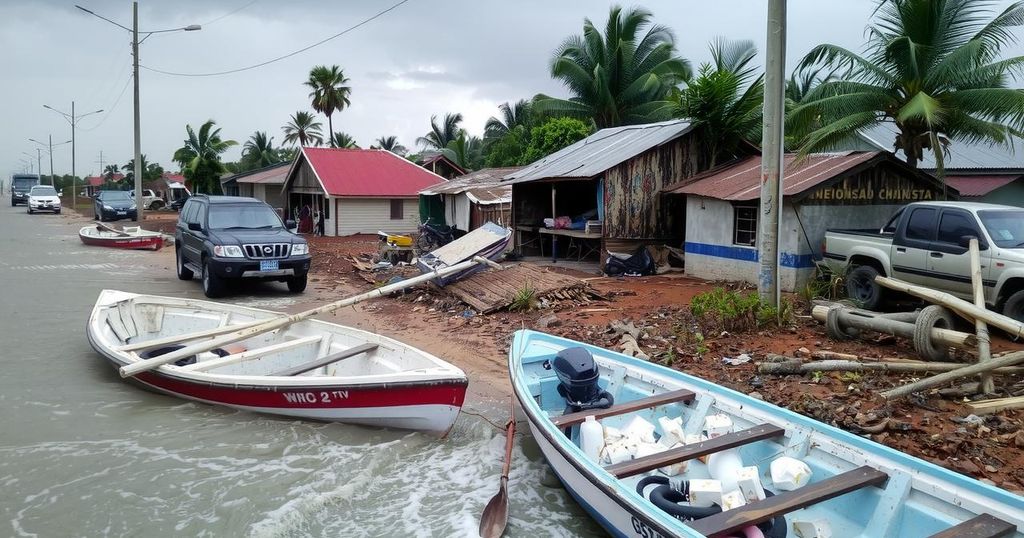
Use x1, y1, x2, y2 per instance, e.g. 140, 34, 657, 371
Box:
548, 347, 614, 413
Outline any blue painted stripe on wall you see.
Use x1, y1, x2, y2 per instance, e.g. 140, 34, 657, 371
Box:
684, 241, 816, 269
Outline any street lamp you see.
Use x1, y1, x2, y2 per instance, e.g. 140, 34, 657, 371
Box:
44, 103, 103, 206
30, 137, 72, 186
76, 3, 201, 221
21, 152, 39, 175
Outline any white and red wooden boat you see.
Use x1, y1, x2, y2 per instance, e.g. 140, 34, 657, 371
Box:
79, 224, 164, 250
87, 289, 468, 433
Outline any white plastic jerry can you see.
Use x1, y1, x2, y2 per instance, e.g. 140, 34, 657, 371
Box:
580, 415, 605, 462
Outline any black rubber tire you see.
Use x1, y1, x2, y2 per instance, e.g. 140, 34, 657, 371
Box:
55, 209, 61, 214
201, 259, 225, 298
415, 233, 436, 255
825, 305, 860, 340
846, 265, 885, 310
287, 274, 308, 293
914, 305, 954, 361
27, 208, 33, 214
150, 200, 164, 210
176, 248, 193, 280
1002, 290, 1024, 324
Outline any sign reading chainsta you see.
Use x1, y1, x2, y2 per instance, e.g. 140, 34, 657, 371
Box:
802, 172, 941, 205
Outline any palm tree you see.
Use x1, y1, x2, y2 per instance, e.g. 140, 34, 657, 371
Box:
305, 65, 352, 147
102, 164, 120, 181
788, 0, 1024, 169
330, 132, 359, 149
417, 113, 464, 149
485, 99, 533, 140
373, 135, 407, 155
122, 154, 164, 182
442, 134, 484, 171
282, 111, 324, 147
672, 38, 764, 167
242, 131, 282, 168
534, 5, 691, 129
172, 120, 238, 194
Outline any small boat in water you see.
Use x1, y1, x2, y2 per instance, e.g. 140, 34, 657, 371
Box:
509, 330, 1024, 538
88, 289, 468, 432
79, 224, 164, 250
417, 221, 512, 286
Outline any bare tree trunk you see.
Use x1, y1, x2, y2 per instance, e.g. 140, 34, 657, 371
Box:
327, 114, 335, 148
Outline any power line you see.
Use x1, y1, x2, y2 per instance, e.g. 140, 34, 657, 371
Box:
78, 73, 133, 133
200, 0, 259, 26
140, 0, 411, 78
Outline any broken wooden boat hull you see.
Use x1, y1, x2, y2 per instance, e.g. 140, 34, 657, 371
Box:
509, 330, 1024, 538
79, 225, 164, 250
417, 221, 512, 286
87, 290, 468, 433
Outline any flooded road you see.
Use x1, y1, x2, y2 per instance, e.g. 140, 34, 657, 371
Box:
0, 205, 603, 537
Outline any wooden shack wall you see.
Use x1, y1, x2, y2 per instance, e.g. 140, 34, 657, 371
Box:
602, 136, 701, 240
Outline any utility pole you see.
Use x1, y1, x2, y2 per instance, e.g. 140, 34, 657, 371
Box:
758, 0, 786, 307
44, 102, 102, 206
132, 1, 142, 220
97, 150, 105, 178
49, 135, 55, 185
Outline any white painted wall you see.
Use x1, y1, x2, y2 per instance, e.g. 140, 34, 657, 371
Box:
333, 197, 419, 236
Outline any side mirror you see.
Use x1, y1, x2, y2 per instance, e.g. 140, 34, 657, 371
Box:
285, 219, 297, 230
188, 222, 203, 232
958, 235, 988, 250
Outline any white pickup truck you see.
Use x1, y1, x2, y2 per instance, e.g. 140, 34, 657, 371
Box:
823, 201, 1024, 320
130, 189, 165, 210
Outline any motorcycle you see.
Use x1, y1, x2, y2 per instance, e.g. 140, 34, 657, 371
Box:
415, 218, 465, 254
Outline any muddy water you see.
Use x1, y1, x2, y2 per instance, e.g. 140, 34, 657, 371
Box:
0, 206, 603, 537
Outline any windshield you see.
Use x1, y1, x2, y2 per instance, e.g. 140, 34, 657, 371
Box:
13, 178, 37, 190
30, 186, 57, 196
100, 191, 132, 201
979, 210, 1024, 248
208, 204, 283, 230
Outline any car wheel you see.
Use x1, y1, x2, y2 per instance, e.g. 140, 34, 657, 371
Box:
201, 259, 225, 298
845, 265, 885, 310
176, 248, 194, 280
27, 207, 32, 214
1002, 290, 1024, 324
150, 200, 164, 210
55, 209, 61, 214
287, 274, 308, 293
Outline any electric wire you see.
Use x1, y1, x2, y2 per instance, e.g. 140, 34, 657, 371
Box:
140, 0, 410, 77
77, 73, 133, 133
200, 0, 259, 26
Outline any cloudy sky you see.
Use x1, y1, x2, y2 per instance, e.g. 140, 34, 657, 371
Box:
1, 0, 1020, 179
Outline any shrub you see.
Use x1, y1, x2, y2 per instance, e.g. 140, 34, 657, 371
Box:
690, 287, 792, 332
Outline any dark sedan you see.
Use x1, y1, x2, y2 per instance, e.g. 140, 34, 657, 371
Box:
94, 190, 138, 222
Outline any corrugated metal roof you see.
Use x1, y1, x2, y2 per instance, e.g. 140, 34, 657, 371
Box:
856, 123, 1024, 171
668, 151, 882, 200
945, 175, 1022, 197
225, 162, 290, 185
502, 119, 692, 184
297, 147, 445, 197
420, 167, 519, 204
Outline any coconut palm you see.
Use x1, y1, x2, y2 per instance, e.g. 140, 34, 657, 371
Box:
122, 154, 164, 182
172, 120, 237, 194
417, 113, 464, 149
672, 38, 764, 167
534, 5, 691, 129
373, 135, 407, 155
330, 132, 359, 149
442, 134, 484, 171
102, 164, 120, 181
788, 0, 1024, 169
242, 131, 282, 168
282, 111, 324, 147
485, 99, 533, 140
305, 65, 352, 147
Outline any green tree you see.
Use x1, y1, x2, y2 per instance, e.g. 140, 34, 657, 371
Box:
442, 134, 484, 171
672, 38, 764, 167
485, 99, 533, 140
483, 100, 534, 167
282, 111, 324, 147
521, 117, 593, 164
102, 164, 119, 181
330, 132, 359, 149
534, 5, 691, 129
417, 113, 464, 149
241, 131, 283, 170
372, 135, 407, 155
788, 0, 1024, 169
172, 120, 237, 194
305, 65, 352, 148
122, 154, 164, 182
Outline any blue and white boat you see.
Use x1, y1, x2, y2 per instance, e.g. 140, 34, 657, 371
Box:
509, 330, 1024, 538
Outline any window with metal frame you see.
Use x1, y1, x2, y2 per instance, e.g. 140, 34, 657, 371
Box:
733, 203, 758, 246
937, 211, 980, 245
390, 199, 404, 220
906, 207, 937, 241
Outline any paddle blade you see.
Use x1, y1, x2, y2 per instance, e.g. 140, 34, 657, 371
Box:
479, 478, 508, 538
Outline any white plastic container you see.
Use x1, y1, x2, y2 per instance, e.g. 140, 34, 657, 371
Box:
658, 443, 687, 476
771, 456, 813, 491
707, 448, 745, 493
602, 441, 632, 465
657, 416, 686, 447
704, 414, 734, 438
720, 489, 747, 511
580, 416, 604, 462
623, 416, 657, 443
688, 479, 723, 508
736, 466, 767, 502
793, 519, 832, 538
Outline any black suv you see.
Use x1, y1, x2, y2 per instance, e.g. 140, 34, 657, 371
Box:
94, 190, 138, 221
175, 195, 312, 298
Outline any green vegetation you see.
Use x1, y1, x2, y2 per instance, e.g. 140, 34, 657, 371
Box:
509, 284, 538, 312
238, 131, 287, 171
305, 65, 352, 148
330, 132, 359, 149
282, 111, 323, 147
373, 136, 407, 155
122, 154, 164, 183
417, 113, 465, 150
799, 265, 846, 303
690, 287, 793, 332
173, 119, 237, 195
521, 117, 593, 164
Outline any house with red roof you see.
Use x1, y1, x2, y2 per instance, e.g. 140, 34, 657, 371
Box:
83, 173, 125, 197
281, 147, 446, 236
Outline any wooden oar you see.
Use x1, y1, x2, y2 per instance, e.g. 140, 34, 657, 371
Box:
479, 397, 516, 538
96, 222, 131, 237
118, 256, 502, 378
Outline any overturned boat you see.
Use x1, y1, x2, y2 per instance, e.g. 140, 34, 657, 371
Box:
509, 329, 1024, 537
416, 221, 512, 286
88, 290, 468, 432
79, 224, 164, 250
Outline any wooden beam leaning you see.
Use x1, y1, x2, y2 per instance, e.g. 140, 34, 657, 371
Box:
271, 343, 379, 377
550, 389, 696, 429
178, 335, 323, 372
687, 466, 888, 537
605, 424, 785, 479
926, 513, 1016, 538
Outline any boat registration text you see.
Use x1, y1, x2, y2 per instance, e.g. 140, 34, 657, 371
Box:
283, 391, 349, 404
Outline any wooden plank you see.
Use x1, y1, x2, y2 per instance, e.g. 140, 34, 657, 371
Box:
966, 396, 1024, 416
271, 343, 379, 376
179, 335, 323, 372
687, 466, 888, 537
551, 389, 696, 428
927, 514, 1016, 538
606, 424, 785, 479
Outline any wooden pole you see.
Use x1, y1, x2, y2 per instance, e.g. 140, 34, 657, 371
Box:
970, 239, 994, 394
880, 350, 1024, 399
875, 275, 1024, 339
759, 358, 1024, 376
811, 305, 976, 348
118, 256, 497, 377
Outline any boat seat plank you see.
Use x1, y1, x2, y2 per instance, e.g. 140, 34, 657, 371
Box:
180, 335, 323, 372
927, 514, 1016, 538
271, 343, 379, 376
606, 424, 785, 479
687, 466, 889, 537
551, 389, 696, 428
